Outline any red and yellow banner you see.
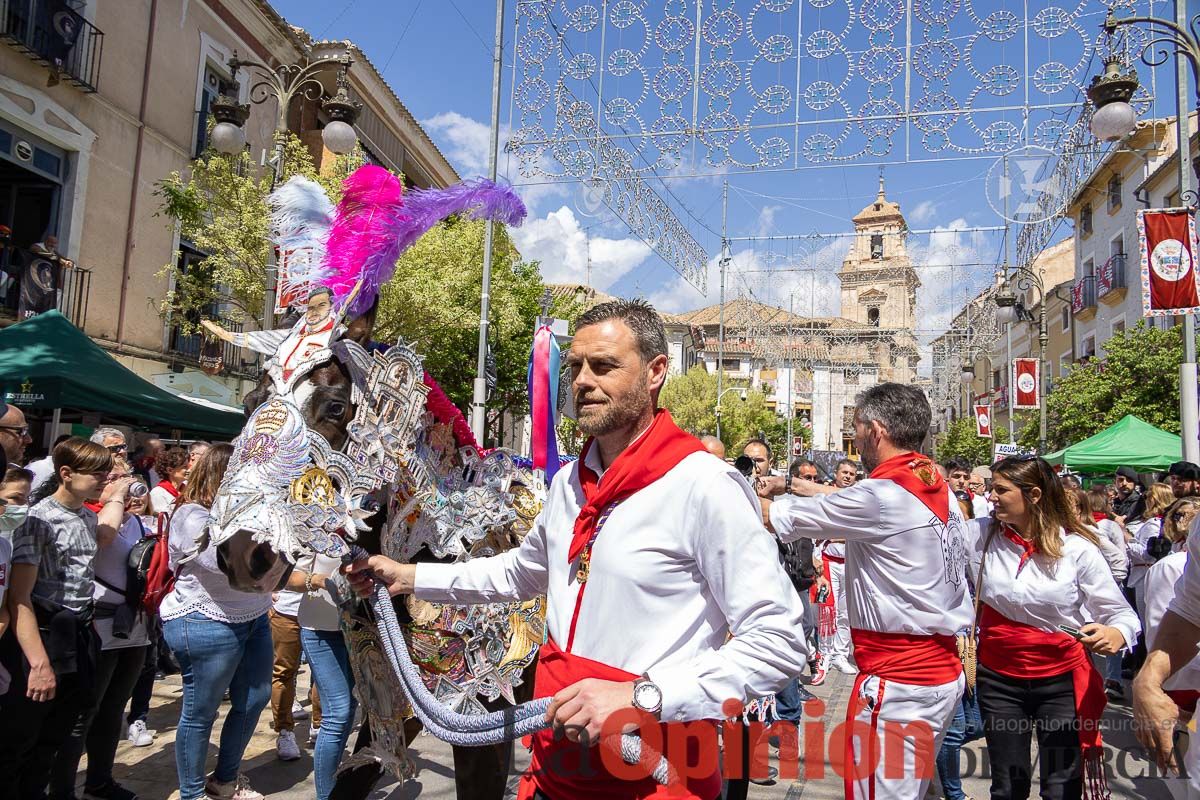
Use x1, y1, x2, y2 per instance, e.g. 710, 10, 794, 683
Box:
1138, 208, 1200, 317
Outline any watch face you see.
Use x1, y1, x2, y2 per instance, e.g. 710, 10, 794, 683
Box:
635, 681, 662, 711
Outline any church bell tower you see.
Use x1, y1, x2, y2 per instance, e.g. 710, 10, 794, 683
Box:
838, 174, 919, 331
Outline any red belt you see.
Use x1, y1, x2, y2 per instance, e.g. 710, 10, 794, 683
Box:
516, 638, 721, 800
850, 629, 962, 685
823, 554, 845, 564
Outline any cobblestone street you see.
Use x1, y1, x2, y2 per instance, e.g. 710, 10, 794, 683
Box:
79, 667, 1182, 800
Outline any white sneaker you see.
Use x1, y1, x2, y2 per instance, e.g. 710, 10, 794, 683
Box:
308, 725, 320, 746
126, 720, 154, 747
831, 656, 859, 674
276, 730, 302, 761
205, 774, 264, 800
291, 699, 310, 720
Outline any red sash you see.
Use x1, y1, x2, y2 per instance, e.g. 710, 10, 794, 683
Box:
979, 605, 1109, 797
850, 629, 962, 685
516, 638, 721, 800
869, 452, 949, 524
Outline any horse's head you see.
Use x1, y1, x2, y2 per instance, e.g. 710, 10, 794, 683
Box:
213, 306, 378, 591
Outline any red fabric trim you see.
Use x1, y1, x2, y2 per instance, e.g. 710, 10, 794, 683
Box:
1167, 690, 1200, 714
1091, 512, 1108, 523
849, 629, 962, 685
83, 501, 102, 513
868, 452, 949, 524
518, 638, 721, 800
280, 317, 335, 379
978, 605, 1106, 753
569, 410, 705, 564
155, 480, 180, 499
812, 558, 837, 638
823, 553, 845, 564
842, 673, 888, 800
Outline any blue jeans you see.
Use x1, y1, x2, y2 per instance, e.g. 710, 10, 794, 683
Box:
936, 692, 984, 800
163, 612, 272, 800
301, 627, 357, 800
773, 677, 807, 722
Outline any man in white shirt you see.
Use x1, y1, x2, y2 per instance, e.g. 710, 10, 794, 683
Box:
967, 470, 992, 518
758, 383, 972, 800
810, 458, 857, 682
349, 299, 808, 799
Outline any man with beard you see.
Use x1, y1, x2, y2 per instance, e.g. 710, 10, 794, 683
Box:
758, 383, 971, 800
348, 299, 808, 799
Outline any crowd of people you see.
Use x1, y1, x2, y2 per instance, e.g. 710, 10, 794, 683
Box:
2, 297, 1200, 800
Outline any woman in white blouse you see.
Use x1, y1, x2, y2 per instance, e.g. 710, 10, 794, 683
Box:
967, 456, 1140, 800
159, 444, 273, 800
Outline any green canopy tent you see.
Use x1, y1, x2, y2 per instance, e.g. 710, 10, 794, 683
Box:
1043, 414, 1182, 474
0, 311, 245, 437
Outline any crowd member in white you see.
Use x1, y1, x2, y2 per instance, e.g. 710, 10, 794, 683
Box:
1067, 487, 1129, 583
149, 446, 189, 516
1130, 484, 1178, 611
968, 456, 1139, 800
808, 457, 858, 686
1140, 498, 1200, 799
27, 435, 71, 493
968, 470, 992, 518
347, 299, 809, 800
759, 382, 972, 800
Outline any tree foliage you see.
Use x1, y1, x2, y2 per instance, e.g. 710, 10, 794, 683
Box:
154, 132, 364, 327
659, 366, 789, 464
1017, 322, 1182, 450
935, 416, 999, 466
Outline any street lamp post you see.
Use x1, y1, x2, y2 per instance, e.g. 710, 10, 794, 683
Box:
715, 386, 742, 442
994, 268, 1048, 453
1088, 2, 1200, 460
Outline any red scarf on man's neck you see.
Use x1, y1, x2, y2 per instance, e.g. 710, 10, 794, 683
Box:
869, 451, 949, 523
156, 480, 180, 499
568, 409, 706, 563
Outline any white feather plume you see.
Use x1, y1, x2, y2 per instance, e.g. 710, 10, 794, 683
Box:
268, 176, 335, 288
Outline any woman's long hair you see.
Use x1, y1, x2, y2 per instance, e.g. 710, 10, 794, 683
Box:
1067, 487, 1103, 537
30, 437, 113, 505
178, 443, 232, 510
1163, 497, 1200, 543
991, 456, 1103, 560
1144, 483, 1176, 520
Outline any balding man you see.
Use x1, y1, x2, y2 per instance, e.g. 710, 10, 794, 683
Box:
0, 402, 31, 466
699, 435, 725, 461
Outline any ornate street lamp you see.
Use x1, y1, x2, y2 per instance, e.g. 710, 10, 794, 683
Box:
994, 264, 1048, 453
209, 53, 362, 173
1091, 3, 1200, 461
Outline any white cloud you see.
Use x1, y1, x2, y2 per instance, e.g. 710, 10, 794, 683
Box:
754, 205, 781, 238
909, 218, 997, 368
909, 200, 938, 225
509, 206, 653, 290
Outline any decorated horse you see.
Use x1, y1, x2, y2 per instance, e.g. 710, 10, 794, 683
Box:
199, 166, 670, 799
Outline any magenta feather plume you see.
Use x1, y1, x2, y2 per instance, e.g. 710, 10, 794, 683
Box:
323, 165, 529, 316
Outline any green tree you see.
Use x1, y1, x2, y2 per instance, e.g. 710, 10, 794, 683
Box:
154, 131, 364, 327
935, 416, 998, 466
1017, 322, 1183, 450
659, 366, 788, 463
374, 219, 551, 448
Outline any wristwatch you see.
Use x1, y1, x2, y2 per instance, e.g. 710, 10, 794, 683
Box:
632, 677, 663, 717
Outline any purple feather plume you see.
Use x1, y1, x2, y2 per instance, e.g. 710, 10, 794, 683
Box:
323, 166, 528, 316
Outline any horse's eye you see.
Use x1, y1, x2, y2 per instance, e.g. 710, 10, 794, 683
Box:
327, 401, 347, 418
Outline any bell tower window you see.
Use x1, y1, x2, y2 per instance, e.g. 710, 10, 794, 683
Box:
867, 307, 880, 327
870, 234, 883, 260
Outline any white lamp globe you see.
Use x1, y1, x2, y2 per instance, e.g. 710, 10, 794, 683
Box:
994, 304, 1018, 325
210, 121, 246, 155
322, 120, 358, 154
961, 368, 975, 385
1090, 101, 1137, 142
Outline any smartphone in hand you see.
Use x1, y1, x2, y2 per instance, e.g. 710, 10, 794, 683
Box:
1058, 624, 1085, 639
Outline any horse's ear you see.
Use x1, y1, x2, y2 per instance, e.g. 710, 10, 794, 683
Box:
344, 298, 378, 347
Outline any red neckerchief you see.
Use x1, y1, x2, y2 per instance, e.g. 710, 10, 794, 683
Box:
869, 451, 949, 523
84, 501, 102, 513
1091, 511, 1107, 523
155, 480, 180, 499
568, 409, 706, 564
1000, 523, 1037, 574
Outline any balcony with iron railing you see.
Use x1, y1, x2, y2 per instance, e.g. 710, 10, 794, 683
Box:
167, 315, 261, 381
1071, 275, 1098, 321
1, 0, 104, 93
0, 256, 90, 328
1097, 254, 1128, 305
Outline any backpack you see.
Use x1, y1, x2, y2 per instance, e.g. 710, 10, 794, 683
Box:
134, 512, 175, 615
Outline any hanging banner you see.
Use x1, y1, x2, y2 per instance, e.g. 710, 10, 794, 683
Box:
1138, 208, 1200, 317
1012, 358, 1040, 410
274, 246, 320, 315
975, 404, 992, 439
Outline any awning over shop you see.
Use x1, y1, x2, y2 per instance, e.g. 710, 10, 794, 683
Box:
1043, 414, 1182, 474
0, 311, 245, 437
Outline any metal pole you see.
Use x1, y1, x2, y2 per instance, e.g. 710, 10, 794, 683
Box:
1038, 290, 1049, 453
786, 293, 794, 467
716, 180, 728, 441
1006, 324, 1014, 440
471, 0, 506, 444
1175, 0, 1199, 462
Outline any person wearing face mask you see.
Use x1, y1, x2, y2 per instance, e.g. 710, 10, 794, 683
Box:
0, 438, 121, 800
0, 465, 33, 540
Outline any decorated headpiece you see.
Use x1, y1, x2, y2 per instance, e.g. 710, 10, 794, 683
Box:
323, 165, 527, 316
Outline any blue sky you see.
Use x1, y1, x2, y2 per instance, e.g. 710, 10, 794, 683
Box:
273, 0, 1176, 342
